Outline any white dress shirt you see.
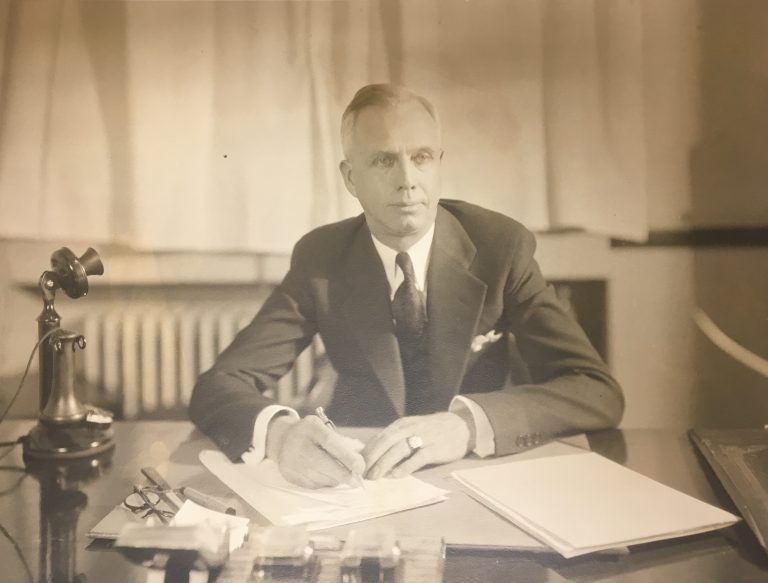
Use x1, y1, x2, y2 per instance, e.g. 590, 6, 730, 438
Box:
369, 223, 434, 299
246, 224, 496, 462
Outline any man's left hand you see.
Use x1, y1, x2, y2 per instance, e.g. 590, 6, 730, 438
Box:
362, 412, 471, 479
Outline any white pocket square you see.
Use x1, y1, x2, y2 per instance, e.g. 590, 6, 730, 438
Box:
470, 330, 503, 353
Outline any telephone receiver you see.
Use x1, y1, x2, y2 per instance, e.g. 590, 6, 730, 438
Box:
50, 247, 104, 299
23, 247, 115, 462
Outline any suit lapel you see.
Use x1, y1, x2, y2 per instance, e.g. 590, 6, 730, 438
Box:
426, 207, 488, 408
340, 223, 406, 416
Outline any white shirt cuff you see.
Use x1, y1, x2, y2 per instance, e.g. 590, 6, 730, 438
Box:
240, 405, 299, 465
450, 395, 496, 457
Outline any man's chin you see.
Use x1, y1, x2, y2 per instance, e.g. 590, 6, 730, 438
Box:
392, 220, 430, 240
368, 209, 435, 244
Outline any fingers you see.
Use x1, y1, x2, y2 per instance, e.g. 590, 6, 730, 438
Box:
390, 449, 429, 478
311, 420, 365, 476
282, 464, 340, 489
306, 446, 360, 484
362, 426, 412, 479
366, 436, 415, 480
275, 416, 365, 488
339, 436, 365, 453
362, 421, 412, 463
362, 413, 472, 480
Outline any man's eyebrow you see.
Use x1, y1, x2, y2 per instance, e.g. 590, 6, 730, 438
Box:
367, 147, 437, 161
368, 150, 396, 161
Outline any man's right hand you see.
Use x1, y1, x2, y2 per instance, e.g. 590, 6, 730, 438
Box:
265, 414, 365, 489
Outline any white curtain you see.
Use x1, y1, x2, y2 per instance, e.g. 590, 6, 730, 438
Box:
0, 0, 390, 253
398, 0, 647, 240
0, 0, 648, 253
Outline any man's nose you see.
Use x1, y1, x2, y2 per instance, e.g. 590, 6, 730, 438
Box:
395, 157, 417, 191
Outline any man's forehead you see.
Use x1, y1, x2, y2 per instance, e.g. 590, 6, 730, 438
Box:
351, 101, 441, 150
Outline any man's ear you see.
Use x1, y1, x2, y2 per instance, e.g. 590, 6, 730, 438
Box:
339, 160, 357, 197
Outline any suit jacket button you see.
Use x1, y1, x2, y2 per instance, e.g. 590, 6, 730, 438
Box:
218, 435, 229, 446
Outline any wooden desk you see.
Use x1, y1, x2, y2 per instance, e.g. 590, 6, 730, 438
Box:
0, 420, 766, 582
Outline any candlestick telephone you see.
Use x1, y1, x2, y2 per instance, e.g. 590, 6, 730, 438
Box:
21, 247, 115, 461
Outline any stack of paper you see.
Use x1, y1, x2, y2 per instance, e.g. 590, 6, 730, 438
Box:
199, 450, 448, 530
451, 451, 740, 558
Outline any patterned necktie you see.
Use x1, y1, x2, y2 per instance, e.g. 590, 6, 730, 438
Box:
392, 252, 427, 345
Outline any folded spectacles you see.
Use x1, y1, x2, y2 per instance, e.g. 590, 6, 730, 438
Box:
123, 486, 175, 523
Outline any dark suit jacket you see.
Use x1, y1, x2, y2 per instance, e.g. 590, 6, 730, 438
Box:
189, 200, 624, 461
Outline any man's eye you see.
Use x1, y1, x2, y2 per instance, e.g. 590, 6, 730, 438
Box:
413, 152, 433, 165
372, 156, 395, 168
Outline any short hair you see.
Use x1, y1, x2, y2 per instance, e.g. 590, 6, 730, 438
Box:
340, 84, 440, 158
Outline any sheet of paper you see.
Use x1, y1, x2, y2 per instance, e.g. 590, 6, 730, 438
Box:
452, 451, 740, 558
199, 450, 449, 531
173, 499, 250, 552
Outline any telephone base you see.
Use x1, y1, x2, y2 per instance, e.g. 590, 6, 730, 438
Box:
23, 421, 115, 461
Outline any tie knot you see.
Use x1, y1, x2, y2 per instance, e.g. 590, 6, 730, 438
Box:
396, 252, 416, 283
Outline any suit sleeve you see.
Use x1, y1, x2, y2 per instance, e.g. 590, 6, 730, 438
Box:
188, 239, 317, 460
466, 228, 624, 455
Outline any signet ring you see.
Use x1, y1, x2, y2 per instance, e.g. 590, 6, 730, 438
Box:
406, 435, 424, 453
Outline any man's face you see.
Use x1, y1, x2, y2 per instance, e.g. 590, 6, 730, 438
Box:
340, 101, 443, 249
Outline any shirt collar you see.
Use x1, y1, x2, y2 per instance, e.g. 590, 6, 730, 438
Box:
370, 222, 435, 295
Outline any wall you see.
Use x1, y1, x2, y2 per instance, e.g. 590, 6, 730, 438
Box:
2, 0, 767, 428
693, 249, 768, 427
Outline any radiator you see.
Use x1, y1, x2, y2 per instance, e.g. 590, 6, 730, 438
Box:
77, 301, 324, 419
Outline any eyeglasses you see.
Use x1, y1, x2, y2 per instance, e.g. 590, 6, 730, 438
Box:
123, 485, 175, 524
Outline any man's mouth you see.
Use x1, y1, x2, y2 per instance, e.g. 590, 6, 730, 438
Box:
392, 202, 422, 208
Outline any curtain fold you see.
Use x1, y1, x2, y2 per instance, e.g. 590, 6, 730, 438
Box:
0, 0, 649, 252
542, 0, 646, 239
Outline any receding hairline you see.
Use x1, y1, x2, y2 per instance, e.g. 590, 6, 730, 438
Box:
340, 84, 441, 158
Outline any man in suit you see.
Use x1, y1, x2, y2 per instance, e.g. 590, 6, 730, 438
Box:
189, 84, 623, 488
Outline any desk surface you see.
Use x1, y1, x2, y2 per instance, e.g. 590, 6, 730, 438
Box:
0, 420, 767, 583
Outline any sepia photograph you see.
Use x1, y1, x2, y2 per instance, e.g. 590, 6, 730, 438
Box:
0, 1, 767, 581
